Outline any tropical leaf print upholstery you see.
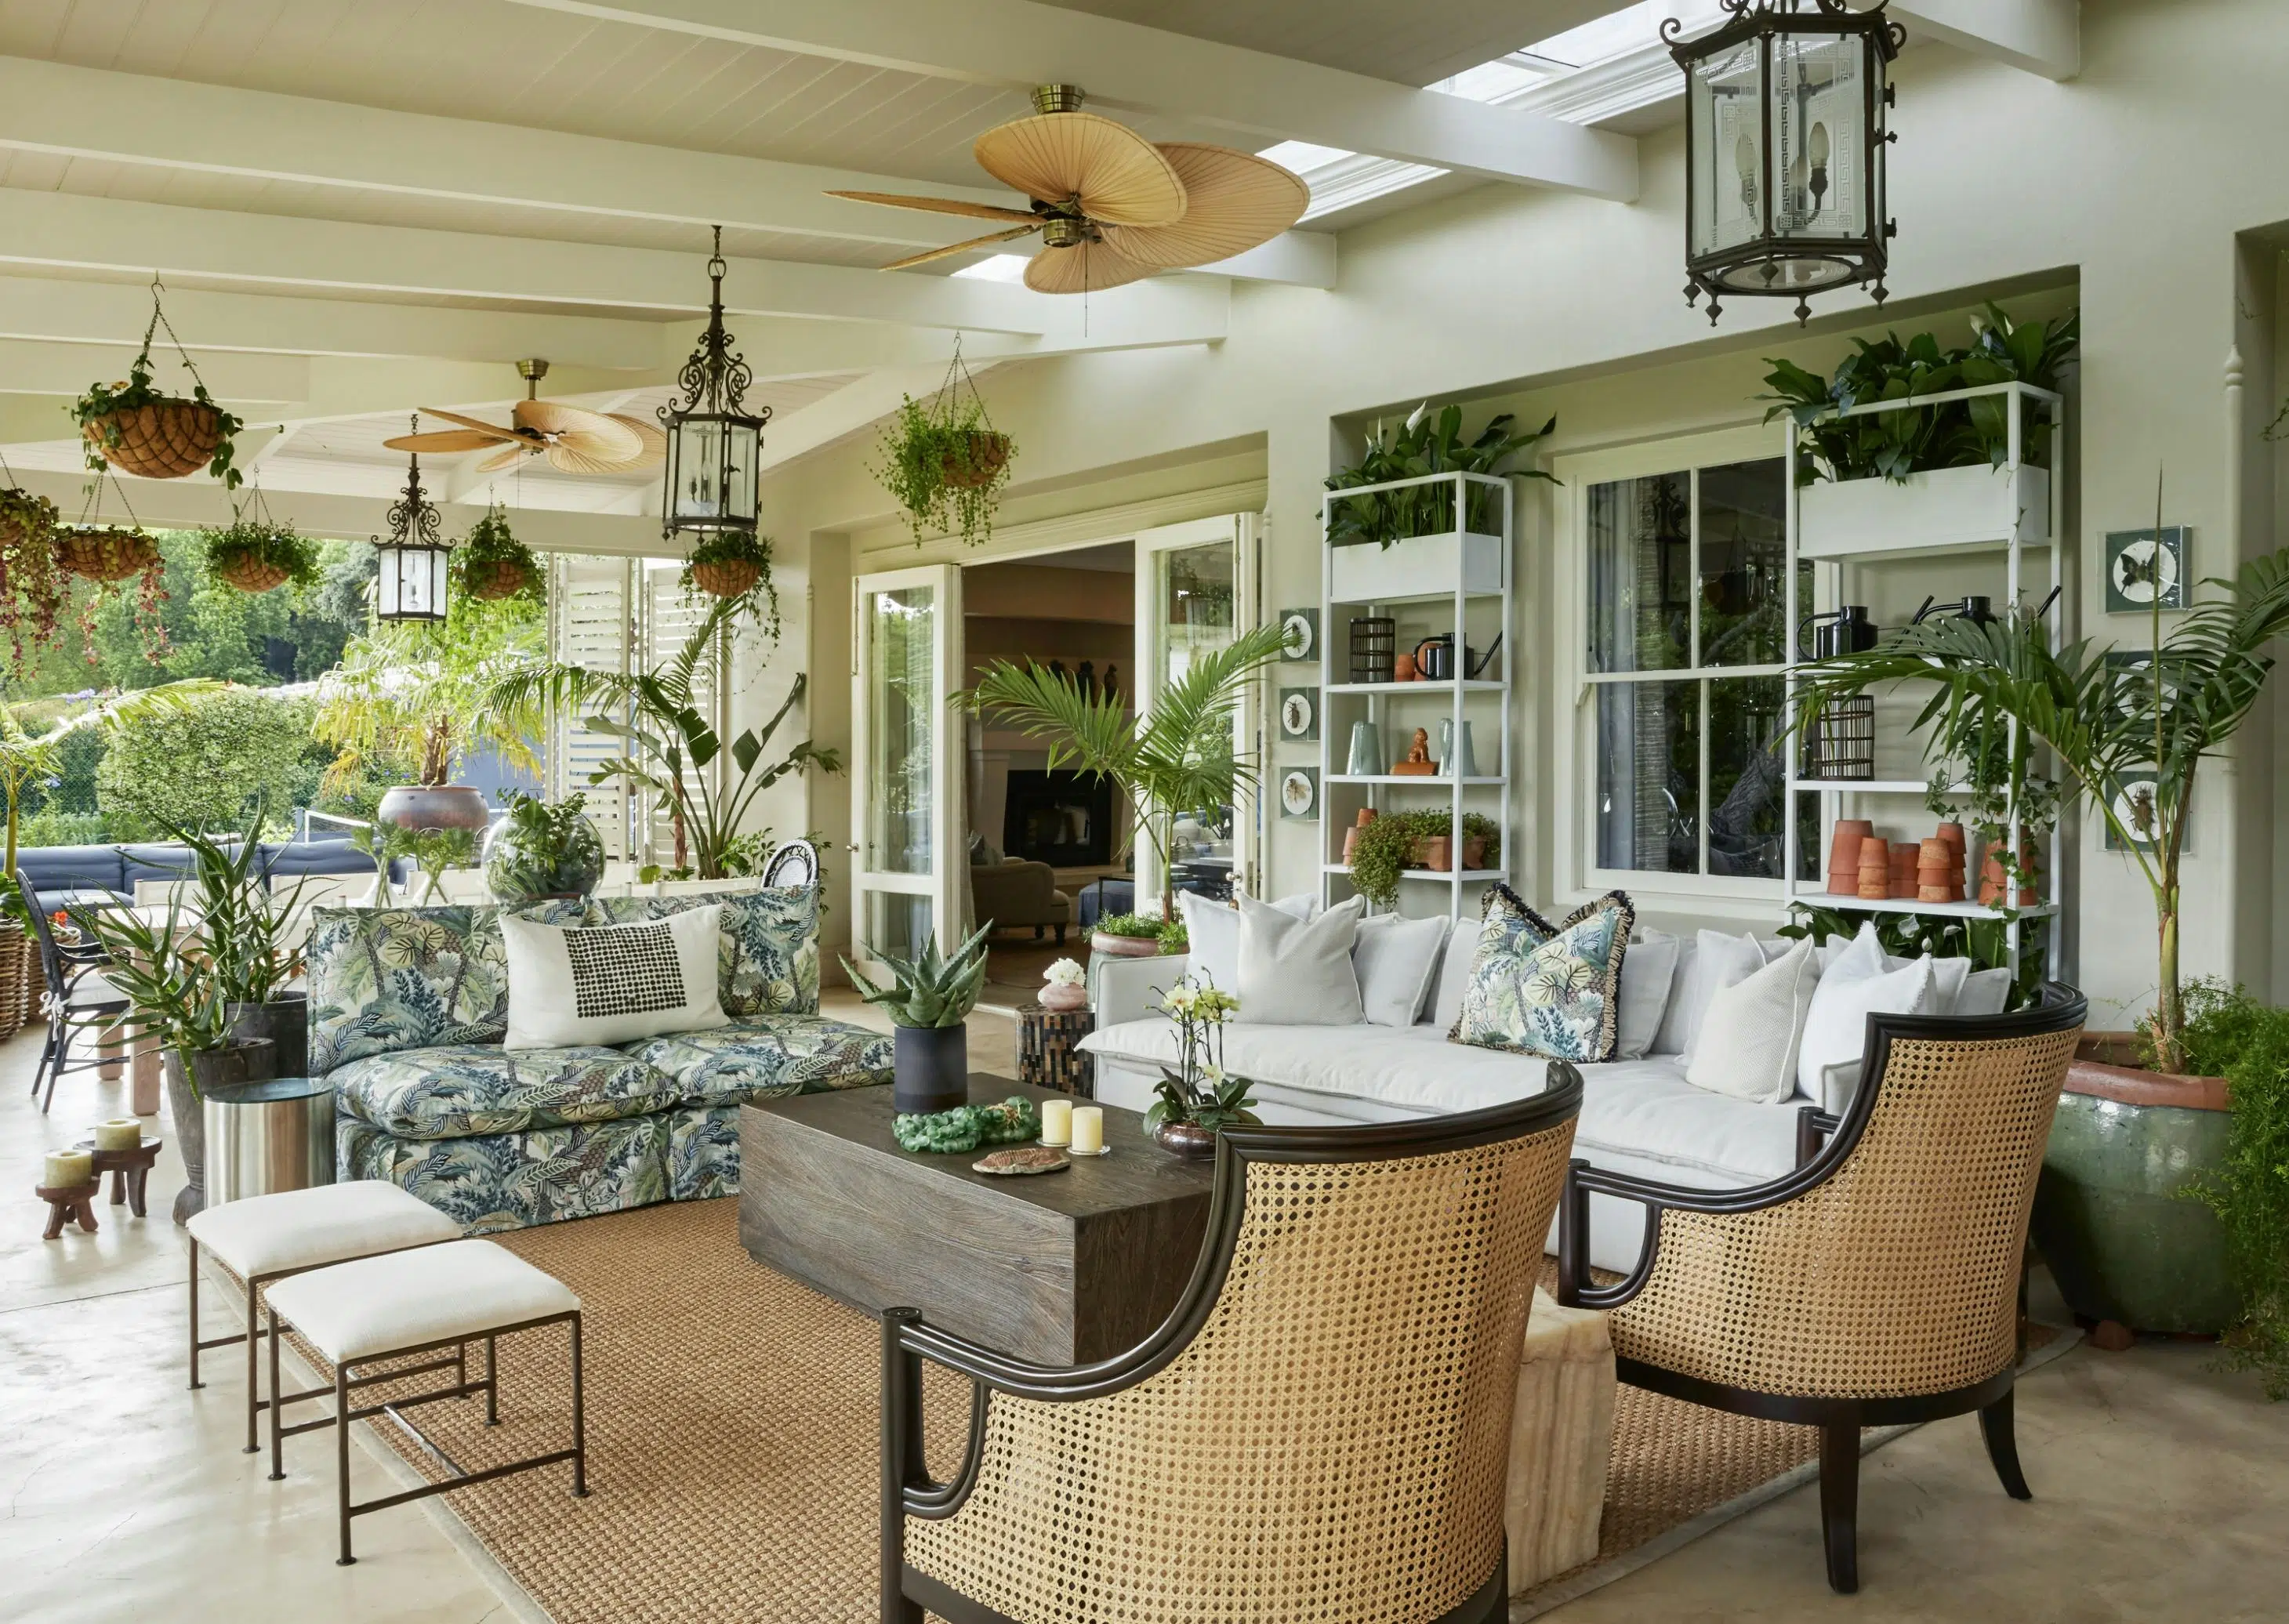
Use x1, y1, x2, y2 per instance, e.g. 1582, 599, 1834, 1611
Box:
619, 1014, 894, 1107
1451, 886, 1634, 1064
337, 1112, 670, 1233
591, 886, 820, 1016
331, 1042, 682, 1138
666, 1103, 742, 1202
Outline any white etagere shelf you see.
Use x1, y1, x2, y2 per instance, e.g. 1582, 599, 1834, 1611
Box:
1318, 469, 1514, 924
1779, 379, 2066, 978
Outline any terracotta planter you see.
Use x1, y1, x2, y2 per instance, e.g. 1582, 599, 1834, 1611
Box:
1413, 835, 1452, 873
1091, 930, 1163, 959
1827, 818, 1875, 895
1977, 838, 2043, 907
462, 558, 532, 600
376, 784, 492, 832
939, 430, 1012, 490
1463, 835, 1488, 871
56, 527, 158, 582
689, 558, 762, 599
82, 399, 224, 480
2028, 1033, 2238, 1335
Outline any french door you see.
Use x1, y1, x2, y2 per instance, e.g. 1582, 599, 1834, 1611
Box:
850, 564, 965, 977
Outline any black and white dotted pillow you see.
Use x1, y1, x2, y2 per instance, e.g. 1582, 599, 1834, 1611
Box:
500, 905, 729, 1049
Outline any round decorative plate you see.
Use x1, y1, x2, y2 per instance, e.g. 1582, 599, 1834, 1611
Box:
1280, 691, 1315, 738
1280, 768, 1317, 817
1280, 610, 1315, 660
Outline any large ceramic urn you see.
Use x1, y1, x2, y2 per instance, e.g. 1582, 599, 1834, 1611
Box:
376, 784, 492, 832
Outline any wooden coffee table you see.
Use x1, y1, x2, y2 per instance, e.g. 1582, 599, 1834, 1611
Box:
738, 1075, 1217, 1365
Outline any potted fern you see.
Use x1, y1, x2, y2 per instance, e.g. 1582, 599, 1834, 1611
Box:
872, 349, 1015, 548
452, 505, 542, 602
73, 285, 246, 488
1323, 403, 1554, 602
841, 922, 992, 1114
203, 508, 319, 595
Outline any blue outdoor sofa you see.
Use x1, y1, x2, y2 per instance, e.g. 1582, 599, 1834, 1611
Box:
15, 837, 382, 913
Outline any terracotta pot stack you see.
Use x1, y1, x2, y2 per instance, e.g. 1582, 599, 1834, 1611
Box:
1856, 836, 1891, 901
1887, 842, 1920, 900
1827, 819, 1875, 895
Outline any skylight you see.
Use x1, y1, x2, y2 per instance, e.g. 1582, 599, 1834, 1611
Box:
952, 254, 1032, 283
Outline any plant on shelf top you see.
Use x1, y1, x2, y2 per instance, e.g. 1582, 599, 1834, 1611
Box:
1794, 478, 2289, 1072
2176, 978, 2289, 1399
1345, 807, 1502, 910
1758, 303, 2080, 486
962, 622, 1289, 919
840, 921, 992, 1028
452, 506, 542, 604
1324, 403, 1557, 549
201, 510, 320, 595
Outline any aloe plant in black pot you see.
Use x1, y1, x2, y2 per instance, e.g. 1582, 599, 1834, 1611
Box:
842, 922, 992, 1114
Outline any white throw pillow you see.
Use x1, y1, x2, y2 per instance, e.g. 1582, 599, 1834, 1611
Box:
1651, 937, 1700, 1055
1797, 950, 1941, 1100
1353, 913, 1450, 1028
1236, 893, 1364, 1025
501, 905, 728, 1049
1955, 966, 2012, 1017
1882, 951, 1972, 1013
1430, 917, 1483, 1031
1678, 931, 1770, 1068
1181, 891, 1312, 997
1613, 930, 1681, 1060
1684, 939, 1821, 1104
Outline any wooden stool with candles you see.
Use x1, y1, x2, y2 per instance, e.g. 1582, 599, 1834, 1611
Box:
38, 1147, 100, 1240
76, 1122, 164, 1219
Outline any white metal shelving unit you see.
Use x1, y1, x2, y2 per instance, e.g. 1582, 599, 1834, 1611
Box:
1779, 379, 2066, 978
1319, 469, 1514, 923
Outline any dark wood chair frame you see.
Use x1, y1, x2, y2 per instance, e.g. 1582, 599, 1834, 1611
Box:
880, 1071, 1586, 1624
17, 869, 129, 1115
1556, 984, 2088, 1595
265, 1296, 588, 1567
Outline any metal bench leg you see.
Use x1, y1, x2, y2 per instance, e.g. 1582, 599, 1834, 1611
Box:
571, 1313, 589, 1498
187, 1238, 201, 1390
336, 1362, 356, 1566
245, 1274, 263, 1453
484, 1335, 499, 1426
268, 1304, 287, 1483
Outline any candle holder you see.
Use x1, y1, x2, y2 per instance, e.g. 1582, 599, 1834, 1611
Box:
38, 1177, 102, 1240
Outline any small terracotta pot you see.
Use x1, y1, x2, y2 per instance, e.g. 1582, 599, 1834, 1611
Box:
1414, 835, 1452, 873
1462, 835, 1487, 871
1828, 819, 1875, 895
1090, 930, 1162, 959
1392, 651, 1418, 682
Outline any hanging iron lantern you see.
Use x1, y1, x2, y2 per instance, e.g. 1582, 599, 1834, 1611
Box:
661, 226, 770, 542
372, 415, 450, 622
1666, 0, 1903, 326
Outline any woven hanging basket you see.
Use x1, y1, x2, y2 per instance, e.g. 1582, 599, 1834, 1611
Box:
82, 399, 225, 480
56, 527, 160, 583
0, 496, 56, 554
463, 559, 532, 601
214, 551, 292, 593
939, 430, 1013, 490
690, 558, 762, 599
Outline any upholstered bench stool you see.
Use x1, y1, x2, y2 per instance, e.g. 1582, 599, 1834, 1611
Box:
263, 1238, 588, 1566
185, 1180, 463, 1453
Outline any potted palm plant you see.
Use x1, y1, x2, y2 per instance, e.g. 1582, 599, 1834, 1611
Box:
841, 922, 992, 1115
962, 622, 1290, 920
1795, 517, 2289, 1336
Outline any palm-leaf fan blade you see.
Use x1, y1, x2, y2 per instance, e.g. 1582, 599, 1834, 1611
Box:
1023, 237, 1152, 295
384, 429, 511, 454
604, 414, 667, 469
475, 443, 531, 473
419, 408, 527, 440
974, 112, 1187, 227
1100, 144, 1309, 268
825, 190, 1041, 225
515, 400, 644, 461
881, 223, 1041, 272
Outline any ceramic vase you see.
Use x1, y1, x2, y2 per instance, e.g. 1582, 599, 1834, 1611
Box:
1346, 721, 1384, 777
1039, 981, 1086, 1013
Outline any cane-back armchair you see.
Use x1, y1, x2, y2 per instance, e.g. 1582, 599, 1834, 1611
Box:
881, 1071, 1586, 1624
1558, 984, 2087, 1593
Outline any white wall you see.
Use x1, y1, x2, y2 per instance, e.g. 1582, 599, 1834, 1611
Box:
760, 0, 2289, 1023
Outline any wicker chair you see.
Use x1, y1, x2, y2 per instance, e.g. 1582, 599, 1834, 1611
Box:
881, 1072, 1586, 1624
1557, 984, 2088, 1594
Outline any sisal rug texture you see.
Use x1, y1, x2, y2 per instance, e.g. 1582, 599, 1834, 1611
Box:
307, 1199, 2047, 1623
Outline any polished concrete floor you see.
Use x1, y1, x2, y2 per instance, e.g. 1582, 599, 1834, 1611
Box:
3, 1000, 2285, 1622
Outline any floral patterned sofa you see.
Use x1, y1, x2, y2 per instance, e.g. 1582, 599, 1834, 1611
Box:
309, 888, 892, 1232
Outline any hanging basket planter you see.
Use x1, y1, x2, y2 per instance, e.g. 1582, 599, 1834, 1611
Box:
462, 558, 533, 600
939, 430, 1014, 490
214, 554, 292, 593
872, 338, 1016, 548
56, 527, 160, 583
448, 506, 542, 606
201, 495, 318, 596
80, 399, 227, 481
690, 558, 763, 599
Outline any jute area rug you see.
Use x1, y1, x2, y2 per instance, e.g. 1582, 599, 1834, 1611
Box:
317, 1199, 2066, 1624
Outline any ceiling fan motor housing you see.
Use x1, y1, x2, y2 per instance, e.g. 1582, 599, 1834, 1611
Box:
1031, 84, 1086, 114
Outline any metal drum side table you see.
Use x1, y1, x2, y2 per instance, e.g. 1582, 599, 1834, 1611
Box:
1017, 1002, 1095, 1097
204, 1076, 336, 1205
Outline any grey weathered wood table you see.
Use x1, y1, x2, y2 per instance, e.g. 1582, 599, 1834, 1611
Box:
738, 1076, 1216, 1365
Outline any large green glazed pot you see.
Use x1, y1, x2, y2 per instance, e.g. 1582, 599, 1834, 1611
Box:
2029, 1035, 2238, 1334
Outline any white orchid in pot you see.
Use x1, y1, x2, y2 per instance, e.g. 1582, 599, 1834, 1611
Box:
1145, 974, 1257, 1159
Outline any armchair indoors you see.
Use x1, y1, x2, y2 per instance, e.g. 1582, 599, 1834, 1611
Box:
966, 857, 1070, 944
881, 1075, 1585, 1624
1558, 985, 2088, 1594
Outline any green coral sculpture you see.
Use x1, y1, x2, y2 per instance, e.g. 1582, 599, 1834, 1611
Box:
892, 1095, 1042, 1155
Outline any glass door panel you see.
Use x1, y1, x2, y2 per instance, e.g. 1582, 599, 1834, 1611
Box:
851, 564, 962, 975
1134, 517, 1255, 908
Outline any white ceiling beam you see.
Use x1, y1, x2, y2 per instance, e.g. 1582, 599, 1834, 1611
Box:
0, 339, 308, 405
0, 189, 1060, 335
750, 365, 962, 477
1195, 232, 1337, 290
1892, 0, 2080, 81
0, 272, 671, 372
496, 0, 1639, 200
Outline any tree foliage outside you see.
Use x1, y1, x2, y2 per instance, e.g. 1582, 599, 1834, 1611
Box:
313, 585, 544, 788
95, 687, 322, 839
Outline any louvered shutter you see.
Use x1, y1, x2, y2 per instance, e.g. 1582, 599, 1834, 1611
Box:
549, 554, 635, 860
637, 562, 724, 867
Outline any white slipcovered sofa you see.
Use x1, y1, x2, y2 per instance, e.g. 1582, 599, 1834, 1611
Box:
1082, 912, 2009, 1273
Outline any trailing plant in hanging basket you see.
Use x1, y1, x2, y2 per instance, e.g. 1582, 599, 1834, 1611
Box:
71, 282, 246, 488
56, 526, 160, 583
870, 342, 1015, 547
450, 506, 542, 604
679, 531, 782, 636
202, 509, 318, 595
0, 484, 67, 676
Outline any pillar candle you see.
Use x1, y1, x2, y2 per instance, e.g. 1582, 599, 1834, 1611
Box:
1039, 1097, 1073, 1147
44, 1149, 93, 1188
1070, 1106, 1105, 1155
94, 1118, 142, 1152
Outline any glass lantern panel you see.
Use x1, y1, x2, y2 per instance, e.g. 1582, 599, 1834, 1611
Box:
378, 546, 449, 620
1770, 31, 1868, 245
1689, 38, 1764, 261
671, 419, 726, 522
721, 421, 759, 525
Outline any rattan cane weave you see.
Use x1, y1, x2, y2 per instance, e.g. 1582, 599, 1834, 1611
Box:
1609, 1028, 2080, 1399
904, 1120, 1576, 1624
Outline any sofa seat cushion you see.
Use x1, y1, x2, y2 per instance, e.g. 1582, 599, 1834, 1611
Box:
331, 1042, 682, 1139
619, 1014, 894, 1107
1083, 1020, 1801, 1188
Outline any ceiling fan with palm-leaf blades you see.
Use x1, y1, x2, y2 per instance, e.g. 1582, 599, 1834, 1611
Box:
829, 85, 1309, 294
384, 358, 667, 476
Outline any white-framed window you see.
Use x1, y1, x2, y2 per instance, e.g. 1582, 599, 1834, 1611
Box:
1554, 426, 1810, 904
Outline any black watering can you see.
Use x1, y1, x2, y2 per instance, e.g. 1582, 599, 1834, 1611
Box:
1414, 633, 1503, 682
1799, 605, 1878, 661
1912, 594, 1997, 626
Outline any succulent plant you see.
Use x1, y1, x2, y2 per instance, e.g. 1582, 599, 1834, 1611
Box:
840, 920, 992, 1028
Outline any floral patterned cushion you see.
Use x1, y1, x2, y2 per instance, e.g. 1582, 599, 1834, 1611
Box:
1450, 886, 1634, 1064
306, 901, 588, 1073
589, 886, 820, 1017
339, 1112, 669, 1234
667, 1103, 742, 1202
330, 1042, 684, 1139
619, 1014, 893, 1108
